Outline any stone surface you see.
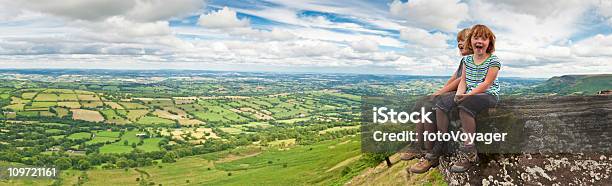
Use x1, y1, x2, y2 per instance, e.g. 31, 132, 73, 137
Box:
438, 95, 612, 185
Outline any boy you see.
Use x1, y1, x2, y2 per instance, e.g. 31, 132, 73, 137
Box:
404, 28, 473, 174
435, 24, 501, 173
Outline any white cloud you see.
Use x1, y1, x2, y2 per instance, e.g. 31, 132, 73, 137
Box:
1, 0, 204, 22
2, 0, 612, 77
350, 39, 379, 53
127, 0, 204, 22
399, 27, 449, 48
469, 0, 588, 46
97, 16, 171, 37
197, 7, 249, 29
389, 0, 468, 32
229, 28, 296, 41
571, 34, 612, 57
595, 0, 612, 25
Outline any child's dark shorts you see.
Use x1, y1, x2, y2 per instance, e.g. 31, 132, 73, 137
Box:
435, 92, 497, 117
411, 96, 437, 123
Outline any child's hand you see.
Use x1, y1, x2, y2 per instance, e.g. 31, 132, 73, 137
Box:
454, 93, 467, 103
429, 92, 441, 101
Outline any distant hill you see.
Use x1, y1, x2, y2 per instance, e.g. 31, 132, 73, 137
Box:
532, 74, 612, 95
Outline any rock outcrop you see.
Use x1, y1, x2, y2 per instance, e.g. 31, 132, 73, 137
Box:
438, 95, 612, 185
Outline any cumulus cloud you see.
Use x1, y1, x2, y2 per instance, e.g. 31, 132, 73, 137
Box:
2, 0, 204, 22
94, 16, 171, 37
127, 0, 204, 22
399, 27, 449, 48
389, 0, 468, 32
469, 0, 592, 46
595, 0, 612, 25
350, 39, 379, 53
2, 0, 612, 77
571, 34, 612, 57
197, 7, 249, 29
229, 28, 296, 41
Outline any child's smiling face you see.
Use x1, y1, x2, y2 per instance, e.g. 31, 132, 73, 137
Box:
471, 35, 489, 55
458, 40, 470, 56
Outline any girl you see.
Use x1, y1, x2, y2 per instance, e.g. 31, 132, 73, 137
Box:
435, 24, 501, 173
406, 28, 473, 174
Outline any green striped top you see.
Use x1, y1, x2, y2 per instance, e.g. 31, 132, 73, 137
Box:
464, 54, 501, 97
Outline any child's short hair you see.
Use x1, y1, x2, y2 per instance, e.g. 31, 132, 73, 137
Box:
457, 28, 470, 42
466, 24, 496, 53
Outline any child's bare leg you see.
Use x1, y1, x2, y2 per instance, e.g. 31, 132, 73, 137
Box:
423, 122, 436, 151
436, 109, 448, 133
459, 110, 476, 146
401, 121, 424, 161
415, 122, 424, 147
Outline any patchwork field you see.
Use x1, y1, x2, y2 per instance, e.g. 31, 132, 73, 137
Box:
0, 84, 370, 185
98, 130, 162, 154
71, 109, 104, 122
54, 136, 361, 186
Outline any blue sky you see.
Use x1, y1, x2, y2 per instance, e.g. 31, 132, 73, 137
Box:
0, 0, 611, 77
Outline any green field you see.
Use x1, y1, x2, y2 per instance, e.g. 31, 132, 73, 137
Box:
136, 116, 175, 126
34, 93, 59, 101
98, 131, 155, 154
96, 131, 121, 138
44, 129, 63, 134
55, 136, 361, 185
30, 101, 57, 108
100, 109, 130, 124
190, 105, 249, 123
67, 132, 92, 140
123, 109, 149, 121
137, 138, 163, 152
119, 102, 148, 109
3, 104, 25, 111
58, 94, 79, 101
86, 136, 119, 145
81, 101, 103, 108
58, 101, 81, 108
44, 89, 75, 94
0, 93, 9, 99
16, 111, 38, 117
276, 117, 311, 124
21, 92, 37, 99
100, 132, 137, 153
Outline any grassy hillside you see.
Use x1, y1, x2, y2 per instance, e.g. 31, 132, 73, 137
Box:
533, 74, 612, 95
2, 136, 364, 186
346, 153, 447, 186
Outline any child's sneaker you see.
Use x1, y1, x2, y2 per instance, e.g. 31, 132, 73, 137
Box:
424, 141, 446, 160
400, 151, 423, 161
450, 145, 478, 173
400, 141, 423, 161
408, 158, 439, 174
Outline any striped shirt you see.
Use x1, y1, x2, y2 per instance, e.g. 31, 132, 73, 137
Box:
455, 58, 464, 79
464, 54, 501, 97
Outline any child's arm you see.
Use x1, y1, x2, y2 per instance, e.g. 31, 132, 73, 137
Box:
456, 64, 467, 95
467, 67, 499, 95
443, 72, 458, 86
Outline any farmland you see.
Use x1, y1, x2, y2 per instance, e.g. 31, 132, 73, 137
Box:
0, 69, 549, 185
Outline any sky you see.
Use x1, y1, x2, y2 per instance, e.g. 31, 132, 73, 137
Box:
0, 0, 611, 77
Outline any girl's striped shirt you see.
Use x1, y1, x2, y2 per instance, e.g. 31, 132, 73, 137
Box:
464, 54, 501, 97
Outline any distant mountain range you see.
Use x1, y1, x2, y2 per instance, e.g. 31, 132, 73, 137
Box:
533, 74, 612, 95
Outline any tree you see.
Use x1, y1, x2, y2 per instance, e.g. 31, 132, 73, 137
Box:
116, 158, 129, 168
54, 158, 71, 170
162, 152, 176, 163
77, 159, 91, 170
